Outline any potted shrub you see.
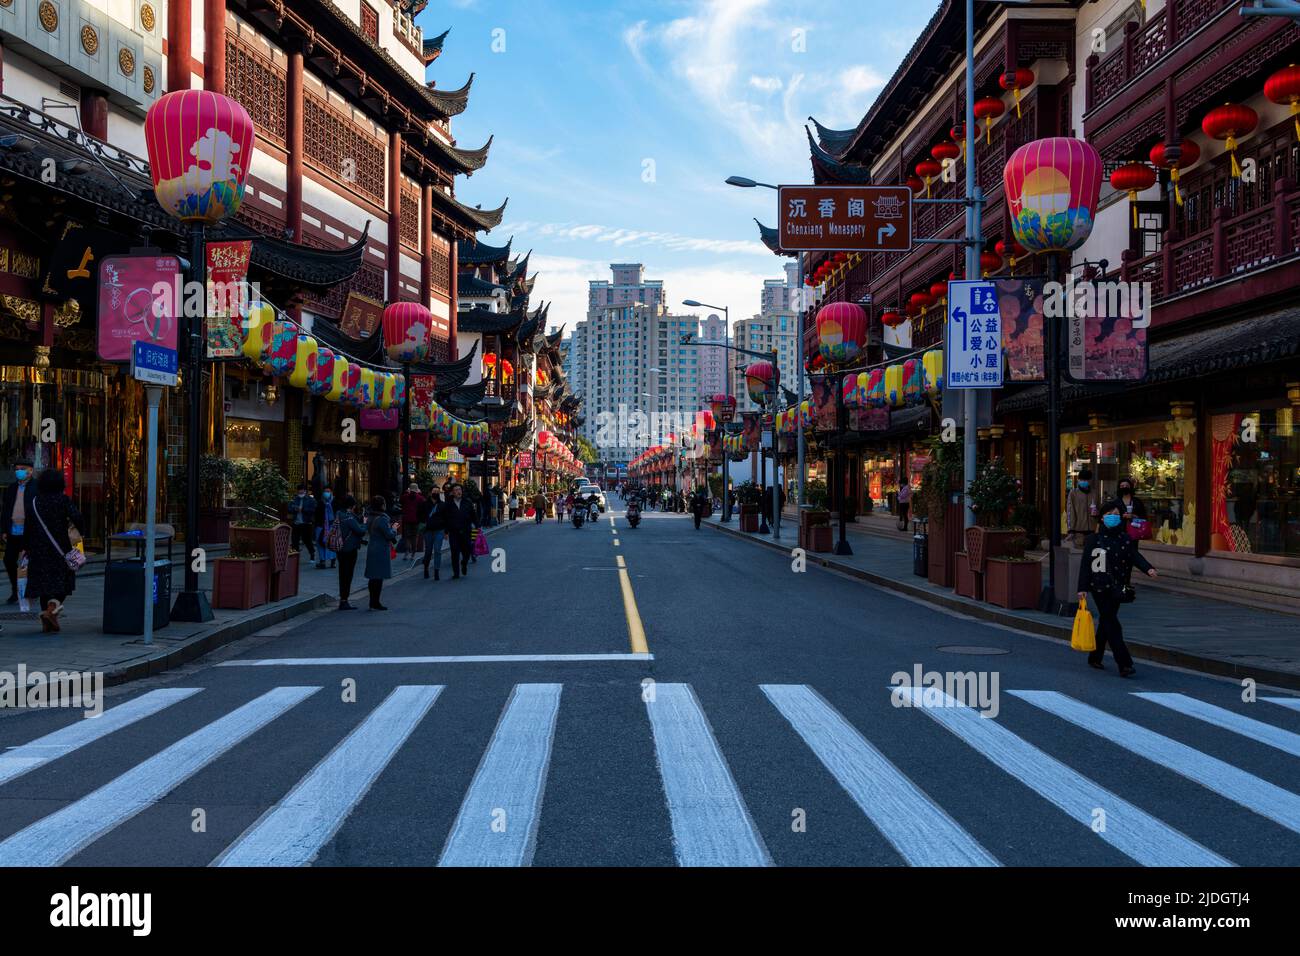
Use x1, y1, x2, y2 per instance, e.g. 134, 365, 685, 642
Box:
966, 459, 1024, 576
211, 536, 272, 609
736, 480, 761, 532
228, 460, 293, 574
915, 439, 963, 587
984, 536, 1043, 609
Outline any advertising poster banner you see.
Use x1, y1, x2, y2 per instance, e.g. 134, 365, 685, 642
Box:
409, 374, 437, 431
997, 278, 1046, 381
810, 374, 837, 429
707, 431, 722, 463
851, 406, 890, 431
1065, 302, 1149, 383
205, 240, 253, 358
741, 411, 760, 452
96, 255, 181, 362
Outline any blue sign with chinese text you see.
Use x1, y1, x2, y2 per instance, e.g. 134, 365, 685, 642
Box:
131, 340, 178, 386
945, 280, 1003, 389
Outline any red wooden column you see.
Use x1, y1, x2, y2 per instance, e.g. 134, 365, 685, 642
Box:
80, 91, 108, 141
387, 131, 402, 302
286, 44, 304, 243
205, 0, 227, 94
167, 0, 192, 92
448, 230, 459, 359
420, 181, 433, 307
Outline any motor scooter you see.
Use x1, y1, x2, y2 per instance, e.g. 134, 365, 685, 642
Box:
626, 501, 641, 528
571, 507, 585, 528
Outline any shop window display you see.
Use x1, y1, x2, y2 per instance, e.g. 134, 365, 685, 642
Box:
1210, 408, 1300, 558
1064, 418, 1196, 548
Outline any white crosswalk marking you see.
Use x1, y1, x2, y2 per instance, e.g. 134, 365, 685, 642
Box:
1263, 697, 1300, 713
214, 686, 443, 867
762, 684, 998, 867
0, 686, 319, 867
1011, 690, 1300, 834
901, 688, 1230, 866
0, 688, 202, 788
645, 683, 770, 867
438, 683, 562, 867
1135, 692, 1300, 758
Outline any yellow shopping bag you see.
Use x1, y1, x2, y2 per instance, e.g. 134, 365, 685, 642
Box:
1071, 597, 1096, 652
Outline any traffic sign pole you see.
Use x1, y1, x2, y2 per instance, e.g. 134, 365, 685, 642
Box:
142, 385, 161, 646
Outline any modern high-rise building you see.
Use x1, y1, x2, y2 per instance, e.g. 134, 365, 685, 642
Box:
697, 313, 728, 403
565, 265, 701, 465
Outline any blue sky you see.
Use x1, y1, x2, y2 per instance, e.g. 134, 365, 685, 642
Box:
420, 0, 934, 331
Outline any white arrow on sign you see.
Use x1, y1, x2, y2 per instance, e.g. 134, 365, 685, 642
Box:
877, 222, 896, 245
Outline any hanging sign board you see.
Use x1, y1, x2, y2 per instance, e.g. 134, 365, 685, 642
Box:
945, 280, 1003, 389
777, 185, 912, 252
1063, 282, 1150, 383
97, 255, 182, 362
205, 240, 253, 358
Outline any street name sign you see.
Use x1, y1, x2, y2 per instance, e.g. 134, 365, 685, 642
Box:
777, 185, 912, 252
945, 280, 1003, 389
131, 340, 178, 386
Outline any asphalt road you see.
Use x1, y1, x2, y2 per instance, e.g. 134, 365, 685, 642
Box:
2, 502, 1299, 867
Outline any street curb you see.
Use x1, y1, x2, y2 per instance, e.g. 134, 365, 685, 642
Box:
704, 517, 1300, 692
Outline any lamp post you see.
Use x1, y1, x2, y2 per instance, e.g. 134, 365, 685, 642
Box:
683, 298, 730, 519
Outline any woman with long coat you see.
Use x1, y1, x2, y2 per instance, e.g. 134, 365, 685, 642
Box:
1077, 499, 1158, 677
25, 468, 87, 632
364, 495, 399, 610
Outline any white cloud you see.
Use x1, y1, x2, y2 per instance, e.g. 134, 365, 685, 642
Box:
749, 75, 784, 93
500, 220, 770, 258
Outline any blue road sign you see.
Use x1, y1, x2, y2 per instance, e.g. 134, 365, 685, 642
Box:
946, 280, 1003, 389
131, 340, 178, 386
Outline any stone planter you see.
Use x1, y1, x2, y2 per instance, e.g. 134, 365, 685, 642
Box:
270, 549, 300, 602
985, 558, 1040, 610
230, 523, 292, 573
212, 556, 271, 610
953, 551, 982, 600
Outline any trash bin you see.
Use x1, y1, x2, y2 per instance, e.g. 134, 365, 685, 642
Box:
912, 526, 928, 577
103, 531, 173, 635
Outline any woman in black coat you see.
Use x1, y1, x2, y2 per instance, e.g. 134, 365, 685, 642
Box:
25, 468, 87, 632
1077, 499, 1158, 677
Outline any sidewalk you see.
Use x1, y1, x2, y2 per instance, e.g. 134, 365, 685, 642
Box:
709, 511, 1300, 691
0, 522, 516, 691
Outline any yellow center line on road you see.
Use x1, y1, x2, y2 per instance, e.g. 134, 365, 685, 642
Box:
615, 552, 649, 654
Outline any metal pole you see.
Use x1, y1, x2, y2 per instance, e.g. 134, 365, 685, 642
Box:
401, 363, 410, 485
1044, 255, 1063, 612
172, 223, 213, 622
835, 371, 853, 555
962, 0, 979, 531
796, 252, 806, 510
143, 386, 161, 645
771, 348, 781, 541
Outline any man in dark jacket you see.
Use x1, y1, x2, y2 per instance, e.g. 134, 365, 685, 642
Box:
437, 483, 480, 579
288, 483, 317, 560
2, 457, 35, 603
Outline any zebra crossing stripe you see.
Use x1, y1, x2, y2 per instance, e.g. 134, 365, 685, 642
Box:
0, 686, 320, 867
902, 688, 1229, 867
214, 686, 443, 867
1135, 692, 1300, 759
762, 684, 998, 867
1010, 690, 1300, 835
1263, 697, 1300, 713
438, 684, 562, 867
219, 654, 653, 666
645, 684, 771, 867
0, 688, 202, 788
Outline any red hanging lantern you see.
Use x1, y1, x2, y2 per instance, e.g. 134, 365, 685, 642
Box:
880, 309, 903, 328
931, 140, 960, 166
1201, 103, 1257, 178
994, 238, 1028, 269
950, 122, 982, 160
980, 250, 1003, 277
915, 158, 942, 197
816, 301, 868, 365
905, 175, 924, 195
1265, 64, 1300, 142
908, 291, 934, 318
929, 280, 948, 302
1110, 162, 1158, 228
974, 97, 1006, 143
1149, 139, 1200, 207
381, 301, 432, 364
1004, 137, 1103, 253
833, 251, 848, 263
999, 68, 1034, 118
144, 90, 255, 223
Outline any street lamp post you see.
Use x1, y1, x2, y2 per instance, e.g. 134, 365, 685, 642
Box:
683, 298, 730, 520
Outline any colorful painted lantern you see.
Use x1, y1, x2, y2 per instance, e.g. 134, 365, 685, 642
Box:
902, 358, 922, 405
378, 372, 397, 410
922, 350, 944, 396
842, 376, 858, 407
382, 302, 432, 364
1004, 137, 1102, 253
799, 400, 812, 429
1201, 103, 1257, 178
258, 321, 297, 377
816, 301, 868, 365
1266, 65, 1300, 142
707, 393, 737, 424
745, 361, 778, 405
308, 347, 336, 397
885, 364, 904, 408
1149, 139, 1200, 207
241, 304, 273, 362
325, 356, 348, 402
341, 364, 363, 406
865, 368, 885, 408
392, 376, 406, 410
288, 334, 317, 389
143, 90, 254, 223
1110, 162, 1157, 228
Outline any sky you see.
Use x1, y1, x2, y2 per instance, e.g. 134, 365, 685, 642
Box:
419, 0, 935, 333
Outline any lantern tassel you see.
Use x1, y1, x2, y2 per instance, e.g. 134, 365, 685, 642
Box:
925, 177, 932, 198
1013, 88, 1022, 119
1172, 167, 1183, 206
1130, 191, 1139, 229
1292, 101, 1300, 143
1227, 135, 1241, 178
986, 124, 992, 146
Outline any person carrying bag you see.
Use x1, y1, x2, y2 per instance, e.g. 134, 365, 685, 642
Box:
25, 468, 87, 633
1077, 499, 1157, 677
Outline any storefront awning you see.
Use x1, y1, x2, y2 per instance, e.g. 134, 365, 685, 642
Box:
996, 309, 1300, 414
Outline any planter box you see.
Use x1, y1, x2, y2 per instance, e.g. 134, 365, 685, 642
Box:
230, 523, 293, 573
964, 527, 1023, 574
985, 558, 1041, 609
806, 524, 833, 552
740, 512, 759, 532
270, 550, 301, 602
953, 552, 982, 600
212, 556, 271, 610
926, 504, 963, 588
199, 508, 233, 545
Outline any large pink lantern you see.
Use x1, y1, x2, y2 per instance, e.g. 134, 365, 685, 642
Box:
744, 361, 779, 406
143, 91, 255, 223
816, 301, 868, 365
382, 302, 432, 364
1003, 137, 1102, 253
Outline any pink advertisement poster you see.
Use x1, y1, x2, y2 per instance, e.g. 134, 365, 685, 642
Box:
359, 408, 400, 430
96, 255, 181, 362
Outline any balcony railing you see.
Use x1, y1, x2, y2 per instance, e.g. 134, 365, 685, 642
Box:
1087, 0, 1237, 112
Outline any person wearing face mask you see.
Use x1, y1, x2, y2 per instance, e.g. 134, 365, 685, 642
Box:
1077, 500, 1158, 677
288, 483, 317, 561
1116, 476, 1148, 542
314, 485, 337, 570
1064, 466, 1098, 549
2, 458, 35, 604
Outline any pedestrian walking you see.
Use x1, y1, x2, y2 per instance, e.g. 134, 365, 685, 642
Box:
2, 456, 34, 605
438, 483, 479, 579
364, 495, 398, 610
1116, 476, 1149, 543
288, 483, 317, 561
399, 483, 425, 560
421, 488, 446, 580
1064, 466, 1098, 549
508, 491, 519, 521
1077, 499, 1158, 677
25, 468, 86, 633
896, 481, 912, 531
314, 485, 337, 569
333, 494, 366, 610
691, 487, 709, 530
533, 490, 549, 524
554, 492, 565, 522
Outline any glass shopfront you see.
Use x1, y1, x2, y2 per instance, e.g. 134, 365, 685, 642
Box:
1064, 418, 1197, 548
1209, 407, 1300, 558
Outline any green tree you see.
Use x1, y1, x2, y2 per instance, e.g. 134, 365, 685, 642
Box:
575, 436, 599, 464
